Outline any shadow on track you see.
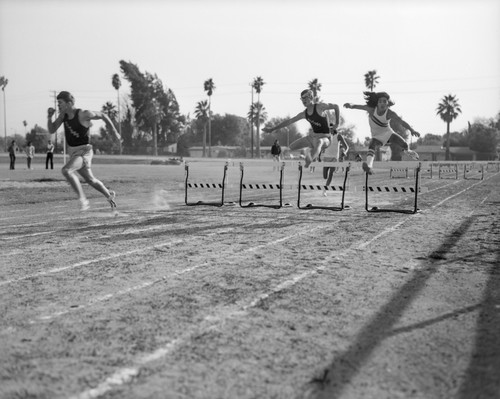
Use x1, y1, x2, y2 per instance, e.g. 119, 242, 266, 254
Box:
301, 215, 476, 399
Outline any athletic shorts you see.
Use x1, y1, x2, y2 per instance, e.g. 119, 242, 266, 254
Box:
65, 144, 93, 172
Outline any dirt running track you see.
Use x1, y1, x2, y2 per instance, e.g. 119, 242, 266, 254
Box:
0, 159, 499, 399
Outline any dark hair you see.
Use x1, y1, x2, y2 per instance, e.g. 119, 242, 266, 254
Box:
57, 91, 75, 104
300, 89, 313, 98
363, 91, 395, 108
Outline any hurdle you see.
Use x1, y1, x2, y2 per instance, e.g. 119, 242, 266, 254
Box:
438, 163, 459, 179
184, 162, 229, 207
390, 166, 409, 179
239, 162, 289, 209
364, 163, 422, 214
420, 162, 436, 179
463, 163, 484, 180
297, 162, 350, 211
486, 161, 500, 172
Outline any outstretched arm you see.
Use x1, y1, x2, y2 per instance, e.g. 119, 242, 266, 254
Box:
262, 112, 304, 133
83, 110, 122, 141
343, 103, 371, 112
388, 110, 420, 137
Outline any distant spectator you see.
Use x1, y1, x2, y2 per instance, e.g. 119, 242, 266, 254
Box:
46, 140, 54, 169
25, 141, 35, 170
271, 139, 281, 171
8, 140, 18, 170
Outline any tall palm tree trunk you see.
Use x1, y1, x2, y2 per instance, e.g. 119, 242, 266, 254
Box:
250, 88, 254, 158
203, 124, 207, 157
445, 121, 451, 160
208, 98, 212, 158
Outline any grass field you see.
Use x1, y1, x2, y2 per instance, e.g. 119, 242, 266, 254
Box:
1, 156, 499, 399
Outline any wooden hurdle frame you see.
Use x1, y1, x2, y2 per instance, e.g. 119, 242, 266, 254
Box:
184, 162, 228, 207
438, 163, 459, 179
297, 162, 350, 211
463, 163, 484, 180
390, 167, 409, 179
365, 163, 422, 214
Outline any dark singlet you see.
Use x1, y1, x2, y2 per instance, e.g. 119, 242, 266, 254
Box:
305, 104, 330, 133
63, 109, 91, 147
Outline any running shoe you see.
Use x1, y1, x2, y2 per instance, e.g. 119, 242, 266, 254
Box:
80, 198, 90, 211
107, 191, 117, 209
406, 149, 420, 160
362, 162, 373, 175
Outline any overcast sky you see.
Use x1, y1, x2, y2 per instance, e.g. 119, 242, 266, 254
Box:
0, 0, 499, 143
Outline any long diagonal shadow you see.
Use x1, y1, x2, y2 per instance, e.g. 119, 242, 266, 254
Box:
457, 232, 500, 398
307, 216, 476, 399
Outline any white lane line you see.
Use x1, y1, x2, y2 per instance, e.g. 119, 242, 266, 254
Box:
1, 216, 295, 287
32, 224, 324, 323
0, 210, 237, 242
68, 178, 495, 399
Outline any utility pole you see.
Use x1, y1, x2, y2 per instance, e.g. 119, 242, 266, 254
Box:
51, 91, 58, 152
250, 83, 254, 158
1, 76, 8, 152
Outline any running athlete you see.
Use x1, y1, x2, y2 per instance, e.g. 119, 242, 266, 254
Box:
343, 91, 420, 174
262, 89, 340, 168
321, 111, 349, 196
47, 91, 121, 211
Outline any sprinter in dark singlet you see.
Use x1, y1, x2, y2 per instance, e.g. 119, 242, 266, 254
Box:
262, 89, 340, 167
47, 91, 121, 211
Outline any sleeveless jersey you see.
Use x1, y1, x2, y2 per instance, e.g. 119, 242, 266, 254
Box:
63, 109, 91, 147
368, 108, 395, 145
305, 105, 329, 133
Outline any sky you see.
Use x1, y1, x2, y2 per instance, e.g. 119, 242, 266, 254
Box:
0, 0, 499, 144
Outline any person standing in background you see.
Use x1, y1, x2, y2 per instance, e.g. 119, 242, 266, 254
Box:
25, 141, 35, 170
271, 139, 282, 171
8, 140, 18, 170
46, 140, 54, 169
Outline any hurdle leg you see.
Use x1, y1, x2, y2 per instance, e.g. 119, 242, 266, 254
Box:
185, 162, 228, 207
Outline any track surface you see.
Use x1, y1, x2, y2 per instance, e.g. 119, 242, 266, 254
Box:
1, 159, 499, 399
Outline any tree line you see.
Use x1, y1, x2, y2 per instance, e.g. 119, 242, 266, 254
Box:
3, 66, 499, 160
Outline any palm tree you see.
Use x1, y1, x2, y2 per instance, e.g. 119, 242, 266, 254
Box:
203, 78, 215, 157
101, 102, 118, 121
252, 76, 265, 158
194, 100, 209, 157
247, 102, 268, 131
436, 94, 462, 160
23, 120, 27, 133
111, 73, 122, 154
364, 70, 380, 91
101, 102, 118, 141
308, 78, 322, 102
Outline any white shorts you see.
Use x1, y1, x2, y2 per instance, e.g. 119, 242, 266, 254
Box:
65, 144, 93, 172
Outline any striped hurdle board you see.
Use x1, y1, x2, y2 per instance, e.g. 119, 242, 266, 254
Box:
363, 185, 427, 193
438, 163, 459, 179
390, 167, 409, 179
